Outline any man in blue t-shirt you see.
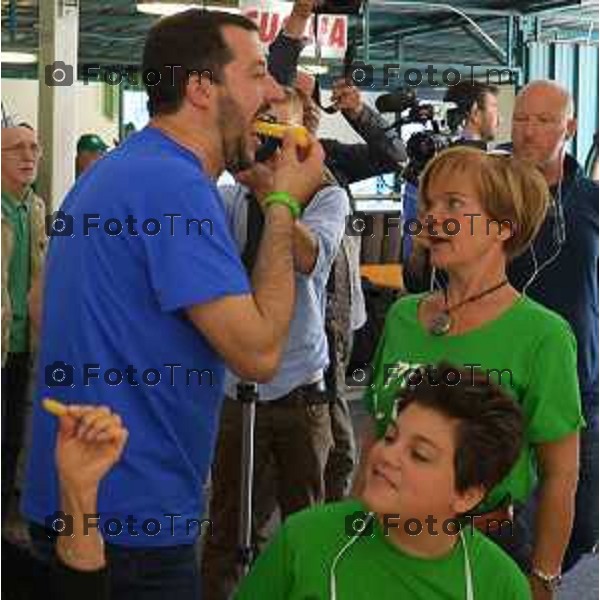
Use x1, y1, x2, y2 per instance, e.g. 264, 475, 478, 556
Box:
509, 80, 599, 577
22, 9, 326, 598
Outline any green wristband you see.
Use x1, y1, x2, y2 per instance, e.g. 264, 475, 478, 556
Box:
263, 192, 302, 219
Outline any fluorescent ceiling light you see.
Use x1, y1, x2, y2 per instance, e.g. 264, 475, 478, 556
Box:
137, 2, 240, 15
1, 51, 37, 64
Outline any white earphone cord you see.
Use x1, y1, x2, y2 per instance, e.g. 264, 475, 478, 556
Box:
428, 172, 567, 295
329, 516, 474, 600
329, 512, 375, 600
523, 170, 566, 292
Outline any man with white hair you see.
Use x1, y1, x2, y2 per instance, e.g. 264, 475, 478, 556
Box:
509, 80, 598, 583
1, 123, 47, 541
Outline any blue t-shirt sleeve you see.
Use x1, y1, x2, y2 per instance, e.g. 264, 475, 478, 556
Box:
142, 180, 251, 312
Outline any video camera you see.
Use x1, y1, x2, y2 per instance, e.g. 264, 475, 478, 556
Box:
375, 87, 453, 184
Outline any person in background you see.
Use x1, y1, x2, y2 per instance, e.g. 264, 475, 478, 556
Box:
236, 367, 532, 600
295, 72, 367, 502
201, 86, 349, 600
1, 122, 48, 545
268, 0, 408, 503
123, 122, 137, 140
268, 0, 407, 188
509, 80, 599, 574
75, 133, 109, 177
445, 80, 500, 148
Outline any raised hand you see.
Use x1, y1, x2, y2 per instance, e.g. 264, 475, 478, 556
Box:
270, 130, 325, 206
291, 0, 315, 20
55, 404, 128, 495
236, 162, 275, 202
331, 79, 364, 118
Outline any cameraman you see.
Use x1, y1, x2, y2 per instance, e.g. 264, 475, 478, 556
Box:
445, 80, 500, 148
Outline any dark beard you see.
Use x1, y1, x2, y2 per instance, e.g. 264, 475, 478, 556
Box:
217, 94, 253, 174
227, 145, 253, 173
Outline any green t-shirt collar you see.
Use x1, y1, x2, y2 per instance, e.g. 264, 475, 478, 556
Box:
346, 501, 474, 600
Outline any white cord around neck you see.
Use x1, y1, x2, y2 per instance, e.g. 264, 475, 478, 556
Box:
523, 169, 566, 292
329, 512, 375, 600
329, 517, 473, 600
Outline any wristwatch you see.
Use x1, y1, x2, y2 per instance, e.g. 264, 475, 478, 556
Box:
530, 567, 563, 592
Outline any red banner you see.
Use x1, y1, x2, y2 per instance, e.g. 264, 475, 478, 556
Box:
241, 1, 347, 59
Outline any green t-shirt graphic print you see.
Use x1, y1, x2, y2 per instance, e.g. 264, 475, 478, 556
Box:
364, 294, 584, 512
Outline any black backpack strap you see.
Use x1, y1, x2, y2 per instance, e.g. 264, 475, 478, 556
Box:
324, 240, 353, 400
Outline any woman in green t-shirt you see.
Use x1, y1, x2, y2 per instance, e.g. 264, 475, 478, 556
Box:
360, 147, 583, 597
236, 367, 531, 599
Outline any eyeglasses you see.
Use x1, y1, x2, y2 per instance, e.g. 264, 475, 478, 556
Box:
512, 114, 564, 128
1, 142, 43, 158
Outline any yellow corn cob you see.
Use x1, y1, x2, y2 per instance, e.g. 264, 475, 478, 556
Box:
253, 121, 310, 148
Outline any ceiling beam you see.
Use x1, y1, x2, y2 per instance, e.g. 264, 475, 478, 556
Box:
523, 1, 587, 15
367, 0, 520, 18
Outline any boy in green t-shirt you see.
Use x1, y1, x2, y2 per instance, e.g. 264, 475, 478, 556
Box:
236, 365, 531, 599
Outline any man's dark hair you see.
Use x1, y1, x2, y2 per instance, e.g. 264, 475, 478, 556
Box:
396, 362, 524, 494
142, 9, 258, 117
445, 80, 498, 131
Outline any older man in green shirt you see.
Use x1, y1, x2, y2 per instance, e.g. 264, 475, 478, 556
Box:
1, 123, 47, 539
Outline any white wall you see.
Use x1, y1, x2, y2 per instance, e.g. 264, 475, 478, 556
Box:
1, 78, 119, 148
317, 90, 381, 144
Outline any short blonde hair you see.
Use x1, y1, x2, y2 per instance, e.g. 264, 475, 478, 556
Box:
419, 146, 550, 258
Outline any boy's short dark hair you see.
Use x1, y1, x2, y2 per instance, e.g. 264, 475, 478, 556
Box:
142, 9, 258, 117
396, 362, 524, 494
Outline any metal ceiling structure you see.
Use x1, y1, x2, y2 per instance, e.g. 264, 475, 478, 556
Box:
355, 1, 598, 63
1, 0, 598, 79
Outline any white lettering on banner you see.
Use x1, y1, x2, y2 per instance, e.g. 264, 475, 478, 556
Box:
241, 0, 347, 59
